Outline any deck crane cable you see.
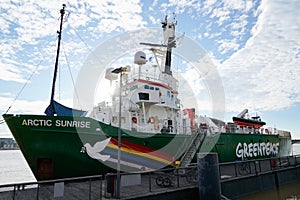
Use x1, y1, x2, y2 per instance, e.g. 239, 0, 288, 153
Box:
4, 38, 58, 115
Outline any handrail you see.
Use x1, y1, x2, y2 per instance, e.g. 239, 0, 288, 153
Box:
0, 174, 103, 188
1, 155, 299, 199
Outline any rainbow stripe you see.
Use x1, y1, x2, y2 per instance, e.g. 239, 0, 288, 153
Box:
101, 138, 175, 169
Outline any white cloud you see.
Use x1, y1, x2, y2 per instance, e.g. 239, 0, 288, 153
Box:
202, 0, 218, 15
0, 0, 299, 135
219, 0, 300, 112
210, 7, 231, 25
194, 0, 259, 58
160, 0, 196, 14
217, 39, 240, 54
0, 94, 77, 137
223, 0, 252, 11
0, 96, 47, 115
148, 15, 159, 24
0, 0, 147, 83
0, 60, 26, 83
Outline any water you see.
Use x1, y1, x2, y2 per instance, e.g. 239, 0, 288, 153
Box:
0, 150, 36, 185
237, 143, 300, 200
236, 180, 300, 200
0, 145, 300, 197
292, 143, 300, 156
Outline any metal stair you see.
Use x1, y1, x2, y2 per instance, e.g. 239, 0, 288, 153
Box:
179, 129, 206, 167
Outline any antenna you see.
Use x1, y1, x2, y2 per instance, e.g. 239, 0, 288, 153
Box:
162, 15, 176, 76
173, 12, 177, 24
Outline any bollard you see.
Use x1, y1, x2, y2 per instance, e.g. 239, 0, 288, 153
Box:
106, 174, 116, 198
198, 153, 221, 200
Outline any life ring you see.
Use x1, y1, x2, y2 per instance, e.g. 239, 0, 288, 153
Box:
132, 117, 137, 124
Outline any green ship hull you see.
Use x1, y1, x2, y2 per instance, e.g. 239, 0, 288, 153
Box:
3, 114, 292, 180
200, 132, 291, 163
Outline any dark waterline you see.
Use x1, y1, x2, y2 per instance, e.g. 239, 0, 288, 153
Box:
237, 143, 300, 200
236, 179, 300, 200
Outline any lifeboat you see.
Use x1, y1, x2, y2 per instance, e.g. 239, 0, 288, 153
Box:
232, 109, 266, 129
233, 116, 266, 129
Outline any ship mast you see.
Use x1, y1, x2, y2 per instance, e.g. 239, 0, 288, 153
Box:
161, 15, 176, 75
140, 15, 176, 76
50, 4, 66, 112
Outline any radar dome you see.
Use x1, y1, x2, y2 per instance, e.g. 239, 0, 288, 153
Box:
134, 51, 146, 65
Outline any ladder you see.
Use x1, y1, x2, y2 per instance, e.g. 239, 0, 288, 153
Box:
179, 129, 206, 167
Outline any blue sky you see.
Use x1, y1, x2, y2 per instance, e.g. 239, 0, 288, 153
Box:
0, 0, 300, 139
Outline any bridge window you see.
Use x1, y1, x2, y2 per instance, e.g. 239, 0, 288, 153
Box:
139, 92, 149, 100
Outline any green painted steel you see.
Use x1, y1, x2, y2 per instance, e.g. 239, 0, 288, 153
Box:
201, 132, 291, 163
2, 114, 292, 180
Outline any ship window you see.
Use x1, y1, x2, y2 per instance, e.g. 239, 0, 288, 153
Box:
138, 92, 149, 100
155, 87, 159, 91
144, 85, 149, 89
150, 86, 154, 90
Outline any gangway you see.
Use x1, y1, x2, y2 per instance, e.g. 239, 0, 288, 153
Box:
179, 129, 206, 167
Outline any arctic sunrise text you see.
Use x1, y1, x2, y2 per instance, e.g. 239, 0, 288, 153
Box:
21, 119, 91, 128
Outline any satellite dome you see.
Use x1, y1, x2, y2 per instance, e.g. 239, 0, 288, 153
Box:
134, 51, 146, 65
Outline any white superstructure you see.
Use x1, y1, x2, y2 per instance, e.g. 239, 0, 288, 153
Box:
91, 16, 194, 135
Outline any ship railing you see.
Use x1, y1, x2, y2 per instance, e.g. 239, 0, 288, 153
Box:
219, 154, 300, 181
0, 175, 103, 200
1, 155, 300, 199
277, 129, 291, 137
91, 101, 113, 116
134, 123, 159, 133
104, 154, 300, 199
104, 165, 199, 199
261, 127, 290, 135
125, 71, 179, 90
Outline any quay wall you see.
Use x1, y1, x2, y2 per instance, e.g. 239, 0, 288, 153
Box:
221, 165, 300, 199
130, 165, 300, 200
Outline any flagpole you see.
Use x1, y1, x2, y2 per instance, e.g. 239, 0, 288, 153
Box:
116, 70, 122, 199
112, 67, 125, 199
